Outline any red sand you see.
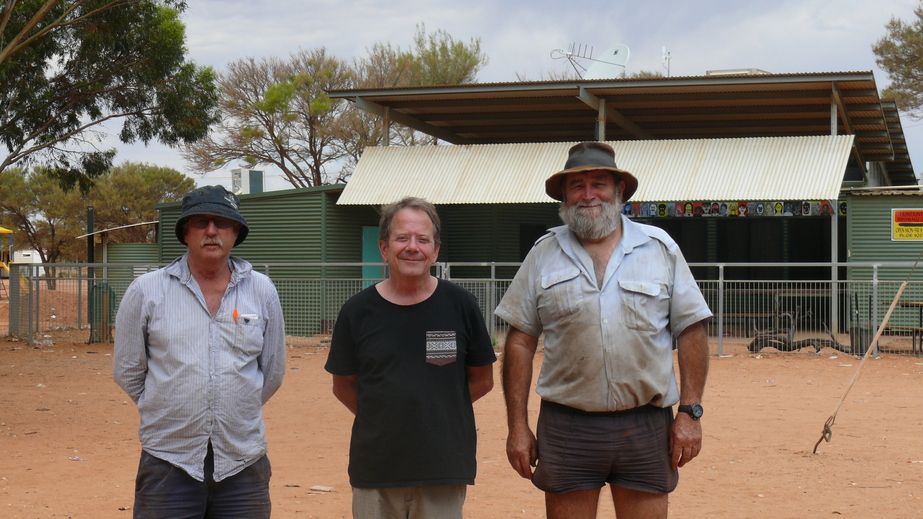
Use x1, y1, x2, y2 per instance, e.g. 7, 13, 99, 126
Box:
2, 326, 923, 518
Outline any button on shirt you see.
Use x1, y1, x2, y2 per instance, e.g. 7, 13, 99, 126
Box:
495, 216, 712, 412
114, 254, 286, 481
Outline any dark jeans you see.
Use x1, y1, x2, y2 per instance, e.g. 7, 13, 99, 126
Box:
133, 444, 272, 519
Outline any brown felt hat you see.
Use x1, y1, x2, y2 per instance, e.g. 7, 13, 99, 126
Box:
545, 142, 638, 202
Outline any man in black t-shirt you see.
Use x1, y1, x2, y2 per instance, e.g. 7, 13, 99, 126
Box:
325, 197, 497, 519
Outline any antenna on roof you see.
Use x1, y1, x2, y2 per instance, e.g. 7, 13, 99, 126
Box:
661, 46, 672, 77
551, 43, 630, 79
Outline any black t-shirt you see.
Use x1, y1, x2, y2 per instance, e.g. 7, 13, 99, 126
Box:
325, 279, 497, 488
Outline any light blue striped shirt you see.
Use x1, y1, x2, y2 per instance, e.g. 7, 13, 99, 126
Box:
114, 254, 286, 482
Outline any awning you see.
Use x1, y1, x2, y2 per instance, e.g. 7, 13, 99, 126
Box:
337, 135, 855, 205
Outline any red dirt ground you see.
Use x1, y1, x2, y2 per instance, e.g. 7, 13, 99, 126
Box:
1, 307, 923, 517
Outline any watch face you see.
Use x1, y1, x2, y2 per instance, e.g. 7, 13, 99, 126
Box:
691, 404, 704, 418
680, 404, 704, 419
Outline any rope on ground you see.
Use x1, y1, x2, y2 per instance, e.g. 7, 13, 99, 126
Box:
813, 248, 923, 453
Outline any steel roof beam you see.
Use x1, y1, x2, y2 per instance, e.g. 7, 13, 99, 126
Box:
353, 96, 472, 145
578, 87, 653, 140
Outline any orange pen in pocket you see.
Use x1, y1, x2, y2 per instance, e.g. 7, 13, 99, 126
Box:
233, 308, 239, 324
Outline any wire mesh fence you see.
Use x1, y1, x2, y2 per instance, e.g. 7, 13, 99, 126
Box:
4, 261, 923, 356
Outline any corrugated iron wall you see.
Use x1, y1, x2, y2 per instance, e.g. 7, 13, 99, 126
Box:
847, 193, 923, 329
441, 203, 560, 278
847, 193, 923, 280
158, 185, 367, 267
107, 243, 159, 263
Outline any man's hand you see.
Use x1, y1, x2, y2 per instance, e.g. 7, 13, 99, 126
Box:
502, 327, 540, 479
670, 412, 702, 468
506, 426, 538, 479
673, 320, 708, 468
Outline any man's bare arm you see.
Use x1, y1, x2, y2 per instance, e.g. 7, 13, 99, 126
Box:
331, 374, 359, 415
466, 364, 494, 403
671, 319, 709, 468
502, 327, 540, 479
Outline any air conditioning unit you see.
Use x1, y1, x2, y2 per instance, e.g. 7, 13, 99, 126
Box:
231, 168, 264, 195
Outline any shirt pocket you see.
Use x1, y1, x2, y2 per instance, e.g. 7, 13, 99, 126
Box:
619, 279, 667, 332
540, 266, 583, 321
425, 330, 457, 366
235, 320, 264, 357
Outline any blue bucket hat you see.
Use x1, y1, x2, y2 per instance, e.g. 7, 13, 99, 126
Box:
174, 185, 249, 246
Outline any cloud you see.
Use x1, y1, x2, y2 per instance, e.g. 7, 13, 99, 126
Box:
106, 0, 923, 179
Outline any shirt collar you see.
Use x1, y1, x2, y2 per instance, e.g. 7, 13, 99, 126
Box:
165, 253, 250, 286
552, 215, 655, 290
552, 214, 653, 256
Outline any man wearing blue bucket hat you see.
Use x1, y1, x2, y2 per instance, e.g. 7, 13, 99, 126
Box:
115, 185, 285, 518
496, 142, 712, 519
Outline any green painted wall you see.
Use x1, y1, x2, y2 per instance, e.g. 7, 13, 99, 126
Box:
847, 193, 923, 280
156, 185, 379, 335
99, 243, 161, 308
107, 243, 159, 263
847, 193, 923, 329
158, 185, 381, 266
440, 203, 560, 278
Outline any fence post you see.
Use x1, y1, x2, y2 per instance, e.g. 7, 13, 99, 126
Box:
32, 266, 39, 348
872, 265, 880, 355
830, 262, 839, 334
717, 265, 725, 356
8, 264, 20, 337
77, 267, 83, 329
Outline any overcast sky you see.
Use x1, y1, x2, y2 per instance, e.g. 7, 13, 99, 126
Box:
109, 0, 923, 189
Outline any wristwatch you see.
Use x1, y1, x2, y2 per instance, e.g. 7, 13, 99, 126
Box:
678, 403, 704, 420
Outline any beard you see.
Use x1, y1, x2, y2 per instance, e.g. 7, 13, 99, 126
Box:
559, 198, 623, 240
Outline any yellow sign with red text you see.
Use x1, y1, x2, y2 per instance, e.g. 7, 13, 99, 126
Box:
892, 209, 923, 240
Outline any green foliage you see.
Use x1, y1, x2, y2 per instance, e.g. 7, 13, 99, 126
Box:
354, 24, 487, 88
0, 0, 219, 192
0, 162, 193, 262
185, 25, 489, 188
183, 48, 353, 188
873, 3, 923, 118
408, 23, 487, 86
344, 24, 488, 162
0, 167, 92, 262
91, 162, 195, 242
625, 70, 665, 79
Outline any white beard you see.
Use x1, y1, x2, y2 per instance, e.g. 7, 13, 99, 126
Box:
559, 198, 623, 240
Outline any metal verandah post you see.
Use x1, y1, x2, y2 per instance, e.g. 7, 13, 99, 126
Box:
830, 209, 839, 334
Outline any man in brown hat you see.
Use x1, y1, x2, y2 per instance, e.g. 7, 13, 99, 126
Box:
114, 185, 286, 518
496, 142, 712, 518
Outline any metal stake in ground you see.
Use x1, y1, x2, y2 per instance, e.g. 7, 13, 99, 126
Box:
813, 248, 923, 453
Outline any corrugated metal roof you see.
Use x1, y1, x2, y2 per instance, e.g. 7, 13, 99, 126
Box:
328, 71, 916, 185
337, 136, 854, 205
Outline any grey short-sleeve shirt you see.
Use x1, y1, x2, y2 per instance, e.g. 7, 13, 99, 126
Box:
495, 216, 712, 412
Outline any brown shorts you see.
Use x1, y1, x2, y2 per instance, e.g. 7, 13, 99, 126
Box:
532, 400, 679, 495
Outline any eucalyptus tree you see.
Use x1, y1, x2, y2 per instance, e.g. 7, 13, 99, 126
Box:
0, 0, 219, 192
